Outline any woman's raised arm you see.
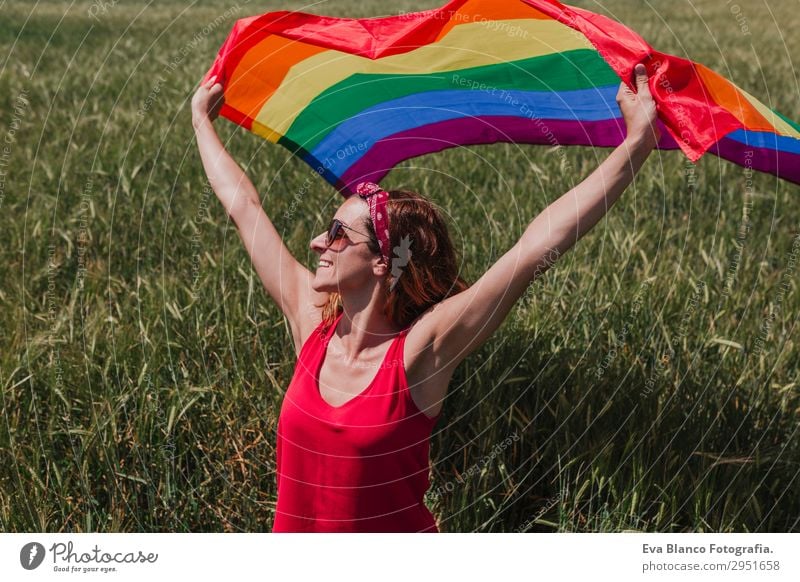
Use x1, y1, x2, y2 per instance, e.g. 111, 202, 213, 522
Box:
412, 64, 661, 370
191, 76, 327, 354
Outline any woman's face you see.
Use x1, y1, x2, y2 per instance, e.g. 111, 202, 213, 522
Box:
309, 197, 383, 294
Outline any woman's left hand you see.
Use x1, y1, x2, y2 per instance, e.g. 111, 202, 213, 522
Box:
192, 75, 225, 128
617, 63, 661, 149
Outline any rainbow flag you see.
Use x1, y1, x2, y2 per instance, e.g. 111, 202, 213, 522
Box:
202, 0, 800, 193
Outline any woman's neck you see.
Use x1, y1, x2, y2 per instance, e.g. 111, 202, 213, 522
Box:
335, 286, 403, 361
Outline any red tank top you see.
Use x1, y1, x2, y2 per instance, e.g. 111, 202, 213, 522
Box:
272, 311, 442, 532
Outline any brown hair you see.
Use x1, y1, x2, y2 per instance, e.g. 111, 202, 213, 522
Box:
320, 189, 469, 331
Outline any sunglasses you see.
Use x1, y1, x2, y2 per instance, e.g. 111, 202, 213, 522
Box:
325, 218, 372, 249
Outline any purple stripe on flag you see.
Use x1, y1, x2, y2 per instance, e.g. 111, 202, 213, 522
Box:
709, 136, 800, 186
340, 115, 678, 192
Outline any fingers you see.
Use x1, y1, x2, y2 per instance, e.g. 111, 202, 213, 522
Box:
633, 63, 650, 96
615, 84, 625, 104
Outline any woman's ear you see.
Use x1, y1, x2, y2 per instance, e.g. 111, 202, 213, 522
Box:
372, 255, 389, 277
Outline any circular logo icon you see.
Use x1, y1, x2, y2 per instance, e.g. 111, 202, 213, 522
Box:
20, 542, 46, 570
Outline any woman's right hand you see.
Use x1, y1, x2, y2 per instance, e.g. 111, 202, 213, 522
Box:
616, 63, 660, 150
192, 74, 224, 128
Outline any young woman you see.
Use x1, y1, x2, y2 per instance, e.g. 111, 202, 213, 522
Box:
191, 64, 660, 532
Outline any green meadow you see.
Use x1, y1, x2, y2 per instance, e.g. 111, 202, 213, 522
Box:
0, 0, 798, 532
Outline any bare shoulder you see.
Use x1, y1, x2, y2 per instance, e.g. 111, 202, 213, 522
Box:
288, 296, 328, 357
403, 300, 461, 371
403, 306, 437, 368
403, 304, 458, 419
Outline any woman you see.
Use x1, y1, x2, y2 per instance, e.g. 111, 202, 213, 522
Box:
191, 64, 660, 532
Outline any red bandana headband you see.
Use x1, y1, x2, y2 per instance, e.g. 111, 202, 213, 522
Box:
355, 181, 390, 264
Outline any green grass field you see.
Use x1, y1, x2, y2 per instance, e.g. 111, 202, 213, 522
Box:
1, 0, 798, 532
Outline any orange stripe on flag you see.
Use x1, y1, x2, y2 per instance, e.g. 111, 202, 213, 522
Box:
695, 63, 774, 133
435, 0, 549, 41
227, 36, 327, 123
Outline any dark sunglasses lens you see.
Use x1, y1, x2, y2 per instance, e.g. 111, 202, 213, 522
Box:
326, 220, 342, 246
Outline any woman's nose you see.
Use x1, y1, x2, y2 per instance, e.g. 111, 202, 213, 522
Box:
310, 232, 327, 253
